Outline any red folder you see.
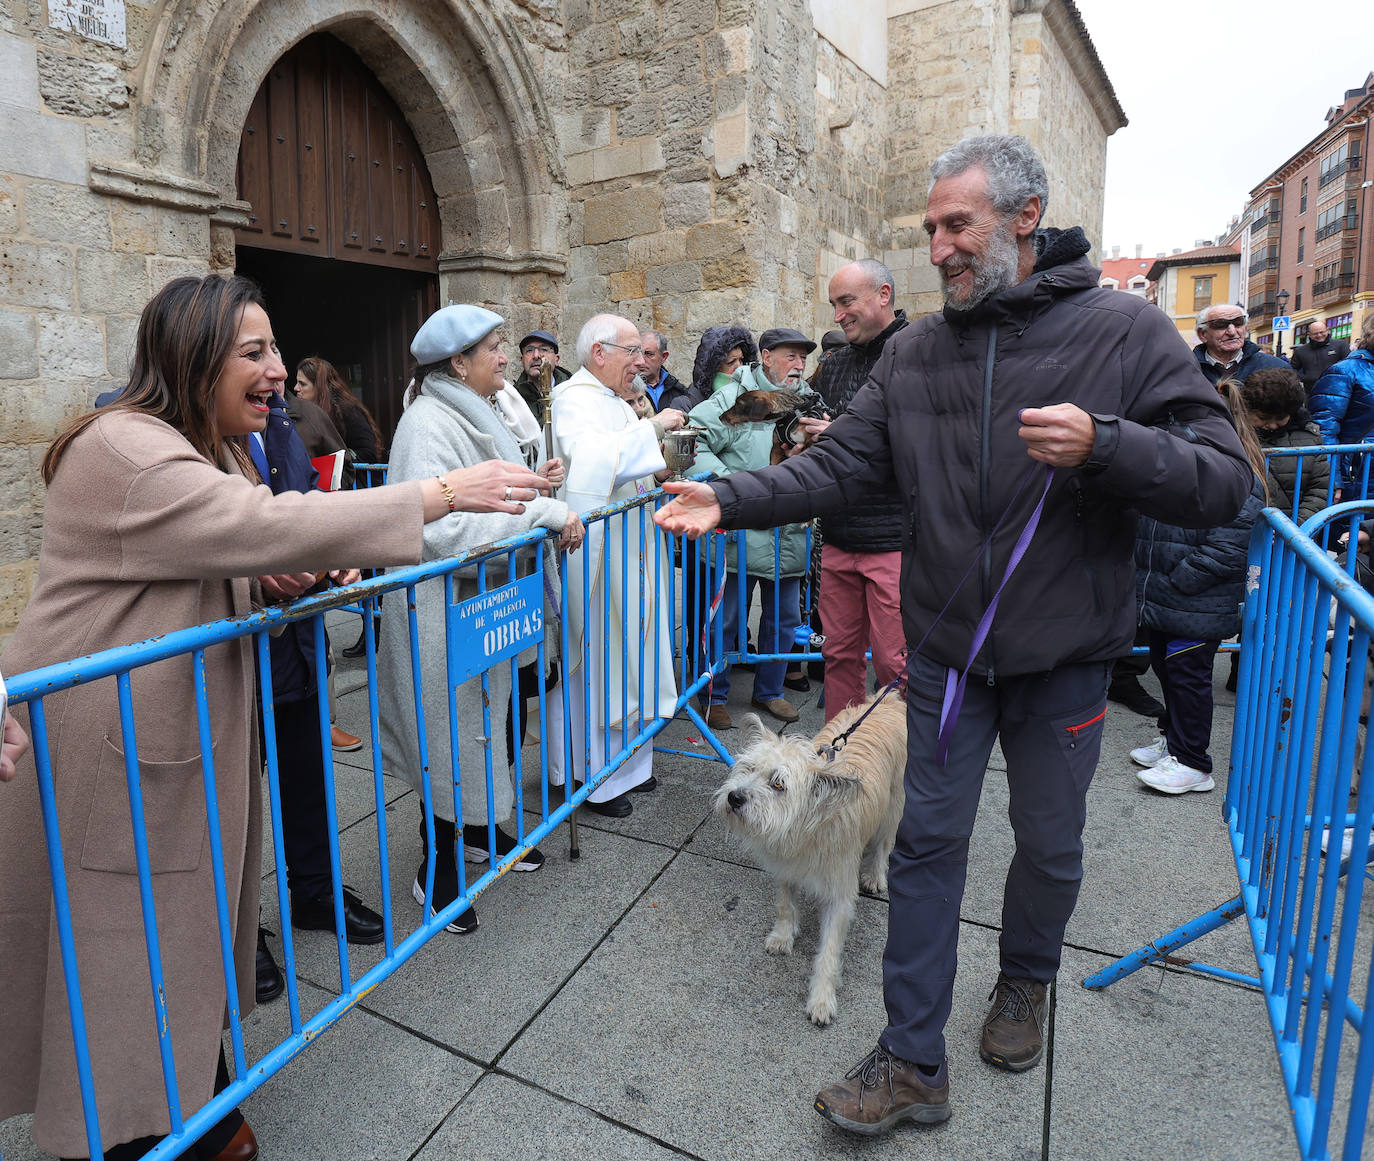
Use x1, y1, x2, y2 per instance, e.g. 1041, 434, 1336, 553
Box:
311, 451, 345, 491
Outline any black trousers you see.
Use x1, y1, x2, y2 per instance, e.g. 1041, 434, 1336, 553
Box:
880, 654, 1110, 1065
272, 695, 333, 904
1111, 624, 1152, 681
62, 1046, 241, 1160
1147, 631, 1220, 773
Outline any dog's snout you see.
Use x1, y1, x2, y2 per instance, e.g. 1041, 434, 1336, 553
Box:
727, 789, 747, 810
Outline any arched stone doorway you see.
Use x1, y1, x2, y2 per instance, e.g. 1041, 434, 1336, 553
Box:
233, 33, 441, 442
125, 0, 569, 442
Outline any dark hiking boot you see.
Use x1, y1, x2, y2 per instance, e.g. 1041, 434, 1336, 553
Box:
813, 1045, 950, 1136
980, 973, 1048, 1072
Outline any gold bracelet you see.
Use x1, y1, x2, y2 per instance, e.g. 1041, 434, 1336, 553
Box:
434, 474, 457, 513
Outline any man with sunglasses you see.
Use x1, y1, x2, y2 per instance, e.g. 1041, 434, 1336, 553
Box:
1193, 304, 1288, 386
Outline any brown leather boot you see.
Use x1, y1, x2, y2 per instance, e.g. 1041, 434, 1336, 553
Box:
980, 973, 1048, 1072
207, 1119, 258, 1161
813, 1045, 950, 1136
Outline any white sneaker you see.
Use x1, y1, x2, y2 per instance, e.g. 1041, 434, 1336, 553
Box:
1136, 755, 1215, 795
1130, 736, 1170, 768
1320, 826, 1374, 863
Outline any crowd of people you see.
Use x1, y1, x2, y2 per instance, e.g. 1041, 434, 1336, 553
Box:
1, 127, 1369, 1158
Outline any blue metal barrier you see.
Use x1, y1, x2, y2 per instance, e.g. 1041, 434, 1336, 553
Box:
2, 484, 725, 1160
1085, 501, 1374, 1160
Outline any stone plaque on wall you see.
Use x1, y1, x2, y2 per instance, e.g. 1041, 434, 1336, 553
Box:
47, 0, 127, 49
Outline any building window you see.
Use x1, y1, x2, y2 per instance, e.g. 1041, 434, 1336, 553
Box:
1297, 227, 1305, 263
1300, 177, 1308, 213
1099, 277, 1119, 289
1128, 276, 1148, 291
1192, 275, 1214, 311
1329, 312, 1353, 343
1294, 276, 1302, 312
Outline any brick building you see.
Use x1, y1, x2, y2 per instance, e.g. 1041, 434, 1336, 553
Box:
0, 0, 1123, 642
1241, 72, 1373, 358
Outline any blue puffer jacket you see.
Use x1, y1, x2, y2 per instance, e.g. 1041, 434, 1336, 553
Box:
1135, 474, 1264, 640
1309, 349, 1374, 488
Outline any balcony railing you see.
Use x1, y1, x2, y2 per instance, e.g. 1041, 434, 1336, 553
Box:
1318, 155, 1362, 189
1249, 297, 1276, 318
1249, 209, 1281, 235
1315, 215, 1359, 243
1312, 273, 1357, 298
1248, 255, 1279, 276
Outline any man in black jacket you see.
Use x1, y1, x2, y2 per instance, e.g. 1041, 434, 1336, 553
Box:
1289, 320, 1350, 396
656, 134, 1252, 1136
1192, 305, 1287, 385
801, 259, 909, 720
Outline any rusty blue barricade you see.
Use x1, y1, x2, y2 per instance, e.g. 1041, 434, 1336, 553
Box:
2, 485, 724, 1160
1085, 501, 1374, 1161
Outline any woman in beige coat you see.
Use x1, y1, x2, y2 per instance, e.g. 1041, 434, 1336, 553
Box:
0, 275, 550, 1161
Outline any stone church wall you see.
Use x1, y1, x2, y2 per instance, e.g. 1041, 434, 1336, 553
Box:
0, 0, 1122, 643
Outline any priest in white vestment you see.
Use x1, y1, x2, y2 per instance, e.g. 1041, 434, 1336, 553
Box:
548, 314, 688, 817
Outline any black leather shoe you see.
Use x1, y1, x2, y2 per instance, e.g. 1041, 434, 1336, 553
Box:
628, 776, 657, 793
1107, 676, 1165, 720
341, 617, 380, 659
783, 671, 811, 692
291, 886, 385, 945
256, 928, 284, 1004
582, 793, 633, 818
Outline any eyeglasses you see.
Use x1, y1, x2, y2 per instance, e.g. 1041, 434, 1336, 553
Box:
522, 344, 556, 356
1205, 317, 1247, 332
600, 341, 645, 357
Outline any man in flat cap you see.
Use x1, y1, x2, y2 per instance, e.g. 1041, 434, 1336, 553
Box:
512, 329, 569, 417
546, 314, 687, 817
686, 327, 821, 728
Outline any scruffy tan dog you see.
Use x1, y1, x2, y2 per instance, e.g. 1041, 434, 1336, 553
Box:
714, 697, 907, 1025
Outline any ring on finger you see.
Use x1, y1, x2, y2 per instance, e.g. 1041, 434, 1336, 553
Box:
504, 485, 512, 501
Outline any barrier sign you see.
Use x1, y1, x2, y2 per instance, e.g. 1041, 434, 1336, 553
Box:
446, 572, 543, 686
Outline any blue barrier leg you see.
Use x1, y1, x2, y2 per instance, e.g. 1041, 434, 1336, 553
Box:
1083, 896, 1246, 990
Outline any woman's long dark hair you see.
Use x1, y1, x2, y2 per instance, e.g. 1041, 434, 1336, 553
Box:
43, 274, 264, 484
296, 354, 385, 454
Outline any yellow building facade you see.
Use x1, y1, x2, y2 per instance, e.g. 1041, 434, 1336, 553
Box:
1146, 247, 1244, 346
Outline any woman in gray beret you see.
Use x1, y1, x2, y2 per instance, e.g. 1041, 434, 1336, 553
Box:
377, 304, 584, 934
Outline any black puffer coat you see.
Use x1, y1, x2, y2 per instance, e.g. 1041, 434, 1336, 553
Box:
709, 228, 1254, 678
690, 326, 757, 408
814, 312, 908, 552
1257, 410, 1330, 524
1135, 475, 1264, 640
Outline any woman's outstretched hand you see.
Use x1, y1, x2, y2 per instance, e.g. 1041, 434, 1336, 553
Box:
653, 480, 722, 539
425, 460, 553, 520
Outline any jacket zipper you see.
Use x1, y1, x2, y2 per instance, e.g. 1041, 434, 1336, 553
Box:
981, 328, 997, 685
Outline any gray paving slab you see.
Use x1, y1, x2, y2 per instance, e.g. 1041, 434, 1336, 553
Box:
0, 1115, 48, 1161
416, 1073, 685, 1161
499, 848, 1044, 1161
264, 815, 678, 1064
240, 980, 480, 1161
1049, 945, 1293, 1161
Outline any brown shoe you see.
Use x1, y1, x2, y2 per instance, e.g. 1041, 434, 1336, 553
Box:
705, 705, 733, 730
752, 697, 799, 723
330, 726, 363, 752
814, 1045, 950, 1136
980, 973, 1048, 1072
207, 1119, 258, 1161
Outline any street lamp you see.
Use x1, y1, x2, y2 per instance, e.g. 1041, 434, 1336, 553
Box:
1275, 287, 1291, 359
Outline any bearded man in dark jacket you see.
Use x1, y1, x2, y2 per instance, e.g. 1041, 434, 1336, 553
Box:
655, 134, 1252, 1136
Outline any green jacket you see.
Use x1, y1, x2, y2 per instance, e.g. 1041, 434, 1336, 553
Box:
688, 364, 812, 578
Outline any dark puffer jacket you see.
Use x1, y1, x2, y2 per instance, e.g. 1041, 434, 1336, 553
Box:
1257, 411, 1330, 524
709, 227, 1253, 678
1135, 475, 1264, 641
653, 370, 693, 412
814, 311, 909, 553
690, 326, 758, 408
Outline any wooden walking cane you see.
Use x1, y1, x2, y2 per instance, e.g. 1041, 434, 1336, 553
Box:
538, 362, 580, 858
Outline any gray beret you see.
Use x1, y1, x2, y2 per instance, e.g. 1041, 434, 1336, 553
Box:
411, 305, 504, 364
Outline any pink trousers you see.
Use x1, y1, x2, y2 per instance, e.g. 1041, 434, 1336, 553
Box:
818, 545, 905, 721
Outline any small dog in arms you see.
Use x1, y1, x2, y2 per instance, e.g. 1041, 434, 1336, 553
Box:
714, 697, 907, 1025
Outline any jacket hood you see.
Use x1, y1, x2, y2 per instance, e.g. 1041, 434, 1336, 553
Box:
942, 226, 1095, 329
691, 326, 758, 400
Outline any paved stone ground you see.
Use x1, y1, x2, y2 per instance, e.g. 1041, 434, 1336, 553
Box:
1, 642, 1301, 1161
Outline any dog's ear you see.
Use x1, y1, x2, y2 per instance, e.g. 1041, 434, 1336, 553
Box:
739, 713, 769, 746
814, 769, 863, 804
